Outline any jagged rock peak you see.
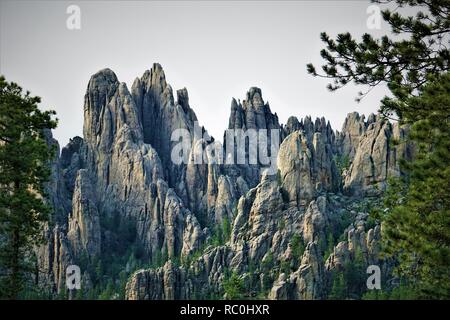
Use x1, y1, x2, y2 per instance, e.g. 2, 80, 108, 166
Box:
176, 87, 190, 113
85, 69, 120, 106
245, 87, 263, 104
282, 115, 335, 142
139, 63, 169, 92
88, 68, 119, 85
132, 63, 197, 121
284, 116, 302, 134
83, 67, 143, 150
337, 111, 384, 161
60, 136, 83, 168
341, 112, 365, 131
228, 87, 280, 130
340, 111, 381, 134
243, 87, 268, 112
84, 68, 120, 112
130, 63, 200, 189
41, 64, 408, 300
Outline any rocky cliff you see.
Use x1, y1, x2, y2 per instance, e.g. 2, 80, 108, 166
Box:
38, 64, 409, 299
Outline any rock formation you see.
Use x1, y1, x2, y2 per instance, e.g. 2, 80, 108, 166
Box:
37, 64, 411, 300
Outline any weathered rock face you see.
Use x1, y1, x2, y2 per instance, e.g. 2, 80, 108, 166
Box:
181, 213, 205, 259
184, 138, 222, 226
214, 175, 238, 223
228, 87, 280, 132
325, 217, 383, 273
226, 88, 282, 188
131, 64, 198, 189
126, 245, 233, 300
323, 213, 392, 299
130, 65, 257, 228
39, 64, 406, 300
342, 114, 413, 196
37, 130, 73, 292
60, 136, 84, 197
302, 196, 331, 244
83, 68, 170, 260
336, 112, 367, 159
231, 174, 284, 263
268, 242, 326, 301
124, 110, 404, 301
39, 66, 209, 294
125, 182, 339, 300
67, 169, 101, 259
278, 131, 315, 207
278, 126, 339, 208
292, 242, 325, 299
36, 225, 73, 293
43, 130, 72, 224
126, 261, 186, 300
268, 273, 291, 300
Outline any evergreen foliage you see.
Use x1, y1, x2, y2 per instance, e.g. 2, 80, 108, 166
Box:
309, 0, 450, 299
0, 76, 57, 299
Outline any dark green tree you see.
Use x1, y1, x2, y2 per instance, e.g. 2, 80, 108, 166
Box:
380, 74, 450, 298
0, 76, 57, 299
344, 248, 367, 299
329, 272, 346, 300
308, 0, 450, 298
223, 272, 246, 299
290, 233, 305, 267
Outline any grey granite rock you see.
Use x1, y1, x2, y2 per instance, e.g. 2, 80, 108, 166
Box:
37, 65, 406, 300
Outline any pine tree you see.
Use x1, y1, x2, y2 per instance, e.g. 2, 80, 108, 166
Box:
381, 73, 450, 298
308, 0, 450, 299
329, 273, 346, 300
290, 234, 305, 267
223, 272, 246, 299
99, 279, 115, 300
0, 76, 57, 299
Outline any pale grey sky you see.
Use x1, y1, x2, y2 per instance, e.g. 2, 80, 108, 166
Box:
0, 0, 392, 147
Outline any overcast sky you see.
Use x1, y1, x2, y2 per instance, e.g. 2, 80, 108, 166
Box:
1, 0, 393, 147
